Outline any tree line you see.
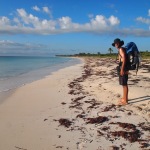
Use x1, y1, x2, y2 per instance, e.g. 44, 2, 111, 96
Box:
56, 49, 150, 59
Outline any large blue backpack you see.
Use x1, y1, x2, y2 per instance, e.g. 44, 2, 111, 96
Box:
125, 42, 140, 74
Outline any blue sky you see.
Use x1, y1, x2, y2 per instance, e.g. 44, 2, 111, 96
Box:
0, 0, 150, 56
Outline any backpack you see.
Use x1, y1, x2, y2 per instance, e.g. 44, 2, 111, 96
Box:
125, 42, 140, 74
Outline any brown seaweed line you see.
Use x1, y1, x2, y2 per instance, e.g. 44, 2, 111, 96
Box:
110, 130, 141, 143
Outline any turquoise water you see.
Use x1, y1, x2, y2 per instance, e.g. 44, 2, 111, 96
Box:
0, 56, 81, 92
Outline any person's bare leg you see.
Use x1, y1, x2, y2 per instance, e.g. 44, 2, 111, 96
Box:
118, 85, 128, 105
122, 85, 128, 104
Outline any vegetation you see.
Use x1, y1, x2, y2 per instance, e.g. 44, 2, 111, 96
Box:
108, 48, 113, 54
140, 51, 150, 59
56, 51, 150, 59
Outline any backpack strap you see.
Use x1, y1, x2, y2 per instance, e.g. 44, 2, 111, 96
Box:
115, 52, 122, 66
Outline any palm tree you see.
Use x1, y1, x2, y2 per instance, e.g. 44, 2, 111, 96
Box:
97, 52, 101, 55
108, 48, 113, 54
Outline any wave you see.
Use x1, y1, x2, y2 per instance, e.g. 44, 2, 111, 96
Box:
0, 57, 81, 94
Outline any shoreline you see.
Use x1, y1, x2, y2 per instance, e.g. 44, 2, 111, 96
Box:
0, 57, 83, 103
0, 57, 149, 150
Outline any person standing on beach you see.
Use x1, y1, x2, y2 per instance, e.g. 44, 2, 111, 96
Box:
112, 38, 129, 105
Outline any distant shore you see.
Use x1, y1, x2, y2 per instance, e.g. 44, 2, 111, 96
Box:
0, 57, 149, 150
56, 50, 150, 59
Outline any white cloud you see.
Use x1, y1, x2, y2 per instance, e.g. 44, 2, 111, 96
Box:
108, 15, 120, 26
17, 9, 27, 18
113, 28, 150, 37
42, 7, 52, 18
90, 15, 107, 28
90, 15, 120, 28
16, 8, 56, 30
32, 6, 52, 17
0, 16, 10, 26
32, 6, 40, 11
17, 8, 29, 24
136, 9, 150, 30
13, 17, 20, 24
0, 40, 50, 56
43, 7, 50, 14
136, 17, 150, 25
58, 17, 78, 29
0, 40, 14, 45
58, 15, 120, 31
0, 8, 150, 37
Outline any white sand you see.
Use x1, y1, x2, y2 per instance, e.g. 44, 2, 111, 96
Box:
0, 58, 149, 150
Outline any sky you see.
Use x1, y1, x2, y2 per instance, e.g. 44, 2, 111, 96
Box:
0, 0, 150, 56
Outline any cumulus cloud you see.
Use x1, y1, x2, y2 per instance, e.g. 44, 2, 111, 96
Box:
91, 15, 107, 28
43, 7, 50, 14
0, 16, 10, 26
57, 15, 120, 34
136, 9, 150, 31
16, 8, 56, 30
0, 8, 150, 36
32, 6, 40, 11
109, 15, 120, 25
42, 7, 53, 18
136, 9, 150, 30
58, 16, 81, 30
0, 9, 120, 35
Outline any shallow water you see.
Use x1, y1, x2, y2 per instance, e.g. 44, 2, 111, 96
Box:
0, 56, 81, 93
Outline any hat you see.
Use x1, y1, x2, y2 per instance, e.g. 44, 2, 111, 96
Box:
112, 38, 124, 47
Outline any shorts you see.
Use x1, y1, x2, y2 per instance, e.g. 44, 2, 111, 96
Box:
119, 74, 128, 85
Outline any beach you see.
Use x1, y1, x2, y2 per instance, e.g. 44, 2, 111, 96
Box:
0, 57, 149, 150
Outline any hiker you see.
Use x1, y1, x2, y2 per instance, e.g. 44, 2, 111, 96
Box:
112, 38, 129, 105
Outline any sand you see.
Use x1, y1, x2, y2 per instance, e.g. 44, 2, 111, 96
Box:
0, 57, 149, 150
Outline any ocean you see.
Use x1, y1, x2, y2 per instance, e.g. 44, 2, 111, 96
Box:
0, 56, 81, 93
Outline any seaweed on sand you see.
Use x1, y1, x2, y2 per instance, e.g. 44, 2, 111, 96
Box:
58, 118, 73, 128
110, 122, 136, 130
86, 116, 108, 124
110, 130, 141, 143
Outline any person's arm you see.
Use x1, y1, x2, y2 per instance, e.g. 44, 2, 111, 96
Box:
119, 47, 126, 76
